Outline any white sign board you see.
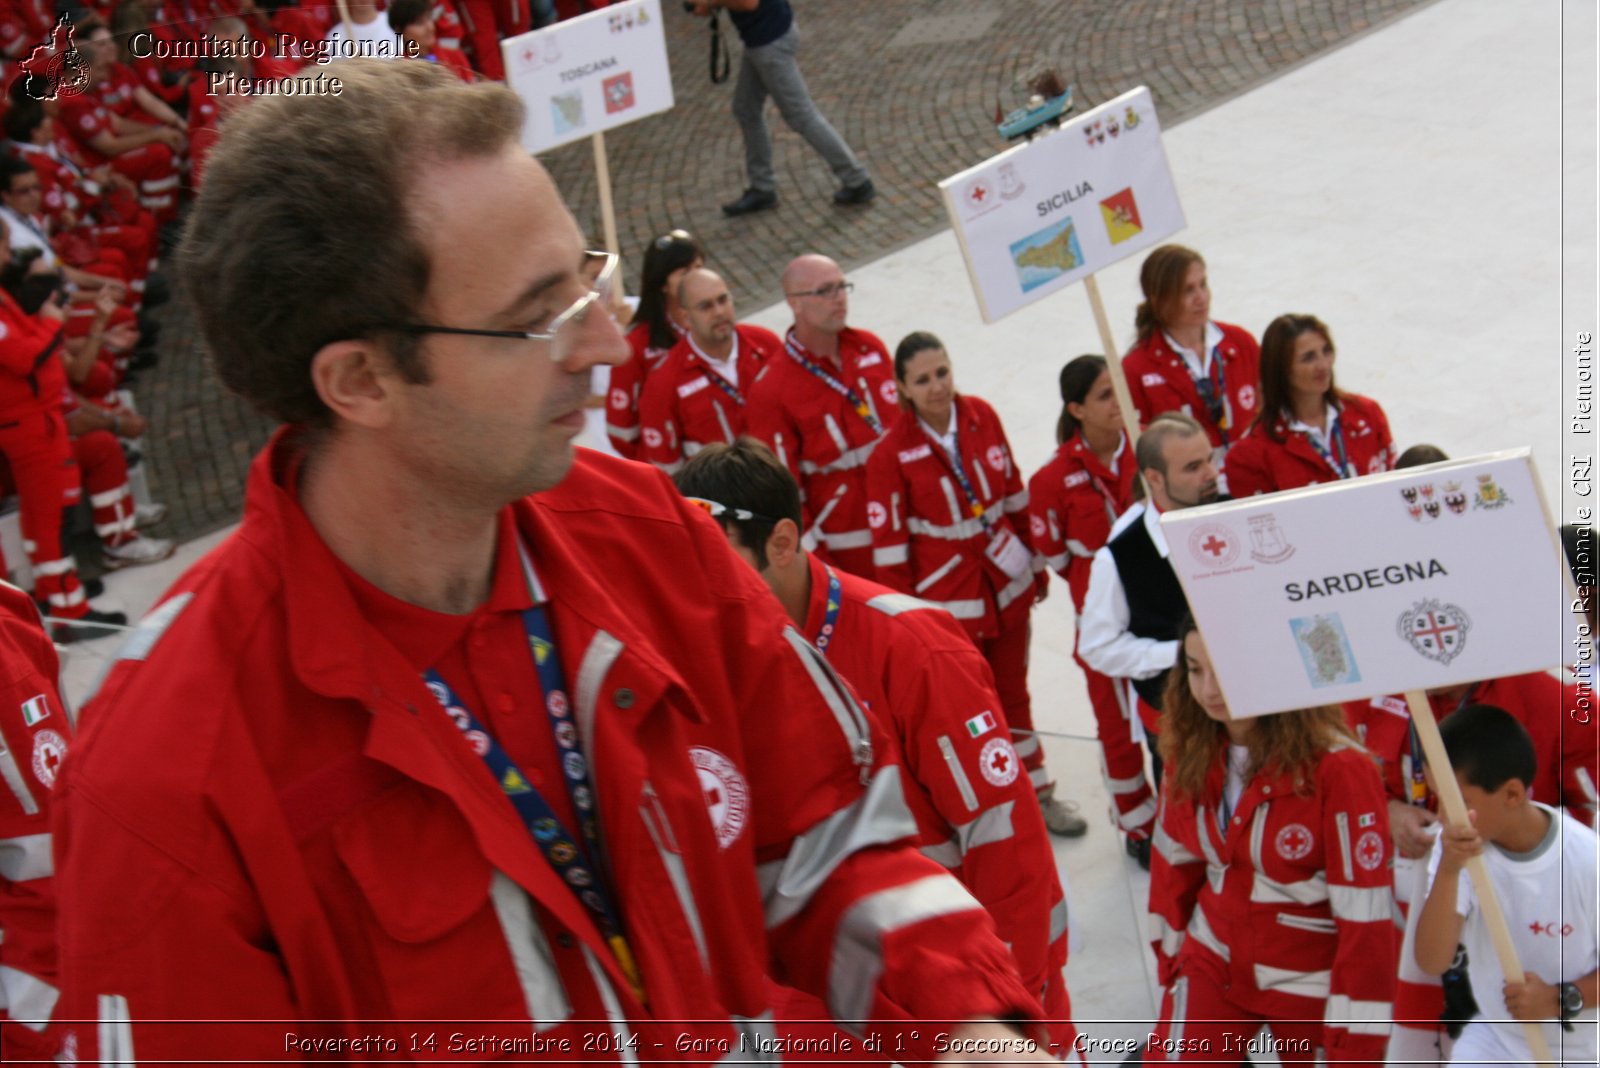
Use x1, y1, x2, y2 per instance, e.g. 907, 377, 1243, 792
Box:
937, 86, 1185, 323
1162, 450, 1568, 718
502, 0, 673, 154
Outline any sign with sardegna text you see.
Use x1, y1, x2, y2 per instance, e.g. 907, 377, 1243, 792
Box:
937, 86, 1185, 323
1162, 450, 1568, 718
503, 0, 673, 154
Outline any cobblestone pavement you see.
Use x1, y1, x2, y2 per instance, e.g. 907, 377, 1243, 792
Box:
144, 0, 1437, 545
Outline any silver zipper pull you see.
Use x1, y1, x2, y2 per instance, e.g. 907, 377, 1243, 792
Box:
854, 740, 874, 785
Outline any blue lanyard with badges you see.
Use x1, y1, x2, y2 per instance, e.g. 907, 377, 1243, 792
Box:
1300, 419, 1353, 479
421, 544, 644, 1002
785, 333, 883, 435
929, 422, 992, 527
1179, 337, 1230, 441
813, 565, 844, 657
687, 334, 744, 406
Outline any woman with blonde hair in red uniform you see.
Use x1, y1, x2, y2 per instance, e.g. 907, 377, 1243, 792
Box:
868, 331, 1086, 836
1148, 616, 1396, 1064
1122, 245, 1259, 477
1028, 355, 1155, 850
1224, 314, 1395, 497
605, 229, 704, 458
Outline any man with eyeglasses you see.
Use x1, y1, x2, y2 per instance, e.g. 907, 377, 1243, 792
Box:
637, 267, 780, 474
51, 62, 1052, 1062
747, 253, 894, 578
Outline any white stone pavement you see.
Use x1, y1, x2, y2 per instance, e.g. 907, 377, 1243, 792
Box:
55, 0, 1596, 1052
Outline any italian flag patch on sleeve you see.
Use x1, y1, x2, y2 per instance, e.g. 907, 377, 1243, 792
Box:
21, 694, 50, 727
965, 711, 996, 738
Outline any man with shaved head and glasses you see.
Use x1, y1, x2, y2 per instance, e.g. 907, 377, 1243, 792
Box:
746, 253, 895, 577
50, 62, 1055, 1062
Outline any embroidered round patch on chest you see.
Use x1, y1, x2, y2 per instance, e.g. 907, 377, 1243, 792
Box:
1237, 384, 1257, 411
1355, 830, 1385, 871
690, 746, 750, 849
979, 737, 1020, 786
609, 387, 628, 410
867, 501, 887, 529
986, 445, 1007, 472
878, 379, 899, 406
31, 728, 67, 788
1274, 822, 1315, 861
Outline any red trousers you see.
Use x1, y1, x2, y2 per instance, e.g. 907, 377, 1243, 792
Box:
981, 614, 1048, 794
105, 141, 180, 223
74, 429, 134, 548
1150, 948, 1324, 1065
0, 410, 87, 617
1076, 647, 1156, 837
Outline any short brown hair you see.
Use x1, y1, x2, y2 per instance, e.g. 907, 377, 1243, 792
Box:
1134, 244, 1204, 342
1134, 411, 1204, 477
176, 60, 523, 427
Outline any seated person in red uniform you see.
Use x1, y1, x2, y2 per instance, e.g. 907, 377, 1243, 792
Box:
638, 267, 780, 474
1226, 313, 1395, 497
1122, 244, 1259, 481
673, 438, 1077, 1050
389, 0, 475, 81
609, 228, 703, 458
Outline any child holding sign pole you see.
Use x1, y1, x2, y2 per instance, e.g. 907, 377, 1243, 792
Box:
1413, 705, 1598, 1066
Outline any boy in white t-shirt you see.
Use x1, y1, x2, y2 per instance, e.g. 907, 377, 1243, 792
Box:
1414, 703, 1598, 1066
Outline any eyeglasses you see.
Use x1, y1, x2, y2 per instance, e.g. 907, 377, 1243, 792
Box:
683, 497, 782, 524
654, 229, 695, 251
786, 281, 853, 300
373, 250, 618, 364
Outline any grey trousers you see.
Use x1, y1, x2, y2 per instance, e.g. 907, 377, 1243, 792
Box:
731, 23, 869, 192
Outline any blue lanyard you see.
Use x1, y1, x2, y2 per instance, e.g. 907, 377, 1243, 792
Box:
785, 333, 882, 434
1181, 337, 1230, 441
814, 565, 843, 656
687, 335, 744, 406
421, 548, 643, 1001
1301, 419, 1353, 479
928, 421, 992, 527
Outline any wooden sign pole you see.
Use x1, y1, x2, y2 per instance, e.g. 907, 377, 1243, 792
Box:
1082, 273, 1145, 490
1402, 689, 1553, 1067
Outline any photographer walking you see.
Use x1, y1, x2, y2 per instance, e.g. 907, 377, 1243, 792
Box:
690, 1, 875, 216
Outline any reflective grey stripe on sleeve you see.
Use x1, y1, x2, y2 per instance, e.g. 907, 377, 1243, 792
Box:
872, 544, 909, 568
913, 553, 965, 594
489, 872, 572, 1028
1167, 975, 1189, 1056
0, 964, 57, 1032
1003, 490, 1028, 513
936, 735, 979, 812
1152, 823, 1201, 866
640, 782, 710, 973
1327, 883, 1394, 924
1187, 905, 1229, 961
952, 800, 1017, 856
1048, 897, 1069, 944
798, 439, 876, 476
79, 591, 197, 707
939, 478, 963, 527
1011, 733, 1039, 759
864, 592, 938, 617
973, 460, 992, 502
728, 1013, 778, 1064
1150, 914, 1185, 958
607, 422, 642, 442
1253, 964, 1331, 1000
581, 946, 639, 1068
98, 992, 136, 1065
821, 529, 873, 550
994, 569, 1036, 612
1064, 539, 1096, 558
0, 832, 53, 881
0, 740, 38, 816
575, 631, 625, 869
1325, 994, 1394, 1035
920, 839, 962, 869
760, 765, 917, 930
823, 414, 850, 457
1250, 870, 1329, 906
908, 514, 985, 541
1045, 551, 1070, 571
1335, 812, 1354, 882
1117, 796, 1159, 832
782, 628, 873, 776
1275, 912, 1337, 935
826, 874, 984, 1027
1248, 806, 1267, 870
713, 401, 735, 444
923, 597, 985, 620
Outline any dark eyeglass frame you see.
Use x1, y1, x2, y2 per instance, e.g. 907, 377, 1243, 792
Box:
785, 281, 854, 300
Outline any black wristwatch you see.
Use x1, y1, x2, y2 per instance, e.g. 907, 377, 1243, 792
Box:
1558, 981, 1584, 1021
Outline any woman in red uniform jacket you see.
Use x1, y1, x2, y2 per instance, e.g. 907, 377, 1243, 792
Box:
1148, 617, 1395, 1063
1122, 245, 1259, 465
867, 332, 1085, 837
1028, 355, 1156, 847
606, 229, 702, 458
1225, 314, 1395, 497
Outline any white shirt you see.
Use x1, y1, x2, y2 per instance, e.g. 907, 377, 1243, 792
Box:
689, 332, 741, 389
0, 204, 56, 266
325, 14, 405, 57
1078, 500, 1181, 683
1164, 320, 1225, 381
918, 398, 959, 459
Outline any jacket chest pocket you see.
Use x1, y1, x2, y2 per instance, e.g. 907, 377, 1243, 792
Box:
1061, 492, 1112, 548
334, 784, 530, 1020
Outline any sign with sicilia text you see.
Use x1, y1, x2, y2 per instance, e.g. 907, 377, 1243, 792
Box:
937, 86, 1185, 323
1162, 450, 1568, 718
503, 0, 672, 154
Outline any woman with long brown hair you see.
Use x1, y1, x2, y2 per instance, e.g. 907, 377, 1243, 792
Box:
1146, 617, 1396, 1064
605, 229, 705, 458
1122, 245, 1260, 471
1225, 313, 1395, 498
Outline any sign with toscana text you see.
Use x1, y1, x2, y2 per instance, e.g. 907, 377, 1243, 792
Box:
937, 86, 1186, 323
1162, 450, 1567, 718
503, 0, 673, 154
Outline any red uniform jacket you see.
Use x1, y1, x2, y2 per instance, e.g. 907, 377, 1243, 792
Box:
1343, 673, 1599, 825
607, 320, 677, 460
53, 430, 1038, 1061
0, 582, 69, 1061
865, 395, 1037, 640
638, 324, 782, 474
0, 292, 67, 423
1149, 745, 1396, 1060
1026, 432, 1137, 614
796, 554, 1069, 1019
1122, 321, 1260, 448
1225, 394, 1395, 498
746, 328, 895, 569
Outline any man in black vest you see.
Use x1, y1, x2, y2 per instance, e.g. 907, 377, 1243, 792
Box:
1078, 412, 1219, 868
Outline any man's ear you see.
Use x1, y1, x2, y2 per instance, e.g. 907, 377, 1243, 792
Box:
309, 339, 399, 430
1500, 778, 1529, 808
766, 517, 801, 568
